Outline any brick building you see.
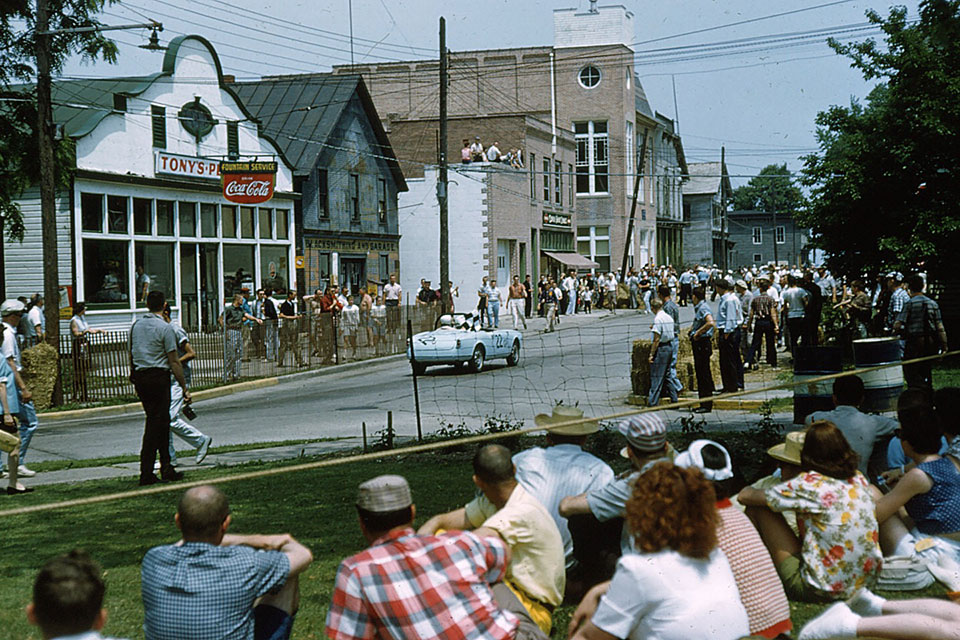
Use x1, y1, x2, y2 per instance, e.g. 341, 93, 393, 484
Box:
333, 3, 686, 274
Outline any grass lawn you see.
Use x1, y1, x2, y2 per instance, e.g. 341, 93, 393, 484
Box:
0, 442, 953, 640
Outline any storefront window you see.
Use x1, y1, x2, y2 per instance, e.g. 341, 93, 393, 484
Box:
222, 205, 237, 238
200, 203, 218, 237
260, 245, 288, 293
258, 208, 273, 239
157, 200, 174, 236
179, 202, 197, 237
134, 198, 152, 235
134, 242, 175, 304
108, 196, 128, 234
223, 244, 254, 296
81, 193, 103, 232
83, 239, 129, 306
276, 209, 289, 239
240, 206, 255, 239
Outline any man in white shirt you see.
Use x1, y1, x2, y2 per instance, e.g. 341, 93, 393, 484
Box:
382, 274, 402, 339
647, 298, 677, 406
561, 271, 577, 316
515, 406, 614, 575
1, 300, 40, 479
486, 141, 501, 162
25, 296, 44, 345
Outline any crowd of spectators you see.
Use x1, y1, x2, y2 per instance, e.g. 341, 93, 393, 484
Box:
27, 381, 960, 640
461, 136, 525, 169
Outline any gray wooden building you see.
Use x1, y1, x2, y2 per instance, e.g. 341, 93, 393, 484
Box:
727, 209, 809, 268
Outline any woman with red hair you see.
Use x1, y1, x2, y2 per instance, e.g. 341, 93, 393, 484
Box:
567, 463, 749, 640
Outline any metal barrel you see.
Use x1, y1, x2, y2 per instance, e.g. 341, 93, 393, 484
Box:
853, 337, 904, 413
793, 346, 843, 424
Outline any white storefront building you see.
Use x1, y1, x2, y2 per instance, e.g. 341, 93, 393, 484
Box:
4, 35, 298, 330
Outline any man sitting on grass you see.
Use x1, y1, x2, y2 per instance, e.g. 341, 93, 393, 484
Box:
141, 485, 313, 640
419, 445, 565, 635
28, 549, 124, 640
326, 474, 549, 640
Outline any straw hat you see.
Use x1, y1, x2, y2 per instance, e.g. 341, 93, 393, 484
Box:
534, 405, 599, 436
767, 430, 806, 466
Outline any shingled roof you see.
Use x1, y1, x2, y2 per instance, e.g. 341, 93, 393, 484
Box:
229, 74, 406, 191
683, 161, 731, 197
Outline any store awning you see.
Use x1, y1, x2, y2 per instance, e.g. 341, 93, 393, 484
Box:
542, 251, 600, 269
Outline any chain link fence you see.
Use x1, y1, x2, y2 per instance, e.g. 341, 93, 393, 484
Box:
54, 304, 440, 405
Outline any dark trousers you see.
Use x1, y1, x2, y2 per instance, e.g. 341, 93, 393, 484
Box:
903, 337, 935, 394
747, 318, 777, 366
805, 308, 821, 345
692, 337, 714, 410
524, 296, 532, 318
567, 513, 622, 594
679, 283, 692, 306
718, 329, 742, 393
787, 316, 805, 354
134, 368, 172, 480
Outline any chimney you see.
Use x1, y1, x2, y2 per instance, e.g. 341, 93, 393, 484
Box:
223, 74, 235, 83
589, 0, 598, 13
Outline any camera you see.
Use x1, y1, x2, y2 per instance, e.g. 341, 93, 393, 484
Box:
182, 405, 197, 420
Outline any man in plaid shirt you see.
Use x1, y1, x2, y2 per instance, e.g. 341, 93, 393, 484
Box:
326, 474, 548, 640
894, 274, 948, 393
142, 486, 313, 640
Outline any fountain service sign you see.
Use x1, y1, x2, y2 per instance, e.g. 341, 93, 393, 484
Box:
221, 161, 278, 204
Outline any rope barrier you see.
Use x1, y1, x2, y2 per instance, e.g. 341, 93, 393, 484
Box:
0, 349, 955, 519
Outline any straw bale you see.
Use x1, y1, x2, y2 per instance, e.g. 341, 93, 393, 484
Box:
21, 341, 59, 410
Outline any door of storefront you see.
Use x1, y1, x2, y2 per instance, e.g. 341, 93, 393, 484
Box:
497, 240, 510, 285
341, 257, 366, 297
199, 244, 221, 331
180, 243, 199, 331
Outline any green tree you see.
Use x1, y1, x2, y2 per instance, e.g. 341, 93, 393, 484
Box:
799, 1, 960, 280
0, 0, 117, 241
731, 162, 805, 215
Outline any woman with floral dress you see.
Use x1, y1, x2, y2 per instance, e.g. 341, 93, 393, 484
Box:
738, 420, 883, 602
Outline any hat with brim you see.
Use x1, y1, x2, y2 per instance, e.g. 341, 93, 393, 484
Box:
0, 299, 25, 315
767, 430, 806, 466
534, 405, 599, 435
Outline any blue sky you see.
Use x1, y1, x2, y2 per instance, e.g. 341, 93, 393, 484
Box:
62, 0, 920, 187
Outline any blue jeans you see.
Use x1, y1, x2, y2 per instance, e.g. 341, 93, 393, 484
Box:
649, 341, 678, 406
566, 292, 576, 315
488, 301, 500, 328
17, 395, 38, 465
666, 339, 683, 395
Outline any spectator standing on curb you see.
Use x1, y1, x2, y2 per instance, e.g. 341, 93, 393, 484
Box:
894, 274, 949, 394
487, 280, 502, 329
801, 270, 824, 345
736, 280, 754, 361
341, 295, 361, 361
250, 289, 267, 359
562, 270, 578, 316
1, 299, 41, 480
219, 293, 258, 381
659, 285, 683, 398
523, 275, 533, 318
161, 304, 212, 468
0, 329, 30, 494
542, 279, 559, 333
277, 289, 305, 367
263, 288, 279, 361
647, 298, 677, 407
68, 302, 102, 402
745, 278, 779, 370
383, 273, 401, 340
476, 277, 489, 327
508, 275, 528, 330
689, 287, 716, 413
129, 291, 188, 486
781, 275, 809, 356
360, 288, 374, 348
716, 279, 744, 394
371, 295, 387, 356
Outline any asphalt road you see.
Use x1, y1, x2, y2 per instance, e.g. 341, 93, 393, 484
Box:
29, 304, 749, 464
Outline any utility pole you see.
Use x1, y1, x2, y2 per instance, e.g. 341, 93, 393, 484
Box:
36, 0, 59, 349
772, 208, 779, 266
438, 17, 449, 314
720, 145, 728, 272
620, 134, 647, 278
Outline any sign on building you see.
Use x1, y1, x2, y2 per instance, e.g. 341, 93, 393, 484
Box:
221, 161, 278, 204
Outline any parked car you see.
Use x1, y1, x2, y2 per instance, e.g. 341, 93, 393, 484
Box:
407, 313, 522, 374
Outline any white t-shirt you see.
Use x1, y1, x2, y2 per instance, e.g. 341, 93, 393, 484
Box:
27, 306, 44, 333
1, 321, 20, 370
591, 549, 750, 640
652, 310, 675, 344
341, 304, 360, 328
383, 283, 401, 301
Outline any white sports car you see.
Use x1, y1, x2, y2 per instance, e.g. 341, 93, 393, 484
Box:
407, 313, 522, 374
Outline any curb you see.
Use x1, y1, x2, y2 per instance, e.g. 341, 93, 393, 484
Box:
39, 354, 408, 424
626, 394, 766, 411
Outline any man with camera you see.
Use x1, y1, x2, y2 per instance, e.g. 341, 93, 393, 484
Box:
161, 304, 212, 468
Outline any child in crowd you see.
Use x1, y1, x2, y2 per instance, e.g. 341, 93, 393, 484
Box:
580, 285, 592, 314
370, 295, 386, 356
340, 295, 360, 360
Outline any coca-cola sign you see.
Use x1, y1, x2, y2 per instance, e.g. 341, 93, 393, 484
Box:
221, 161, 277, 204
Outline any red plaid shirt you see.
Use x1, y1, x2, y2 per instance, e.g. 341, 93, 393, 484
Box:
325, 527, 517, 640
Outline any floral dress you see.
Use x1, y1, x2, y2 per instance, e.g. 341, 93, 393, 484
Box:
765, 471, 882, 598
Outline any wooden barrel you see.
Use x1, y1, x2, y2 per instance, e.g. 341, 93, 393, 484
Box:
853, 337, 904, 413
794, 346, 842, 424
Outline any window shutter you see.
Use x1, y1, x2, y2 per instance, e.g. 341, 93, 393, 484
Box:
227, 122, 239, 159
151, 105, 166, 149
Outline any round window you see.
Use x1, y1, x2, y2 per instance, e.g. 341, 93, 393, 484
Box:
578, 65, 601, 88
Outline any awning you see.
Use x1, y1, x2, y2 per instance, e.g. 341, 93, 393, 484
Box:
542, 251, 600, 269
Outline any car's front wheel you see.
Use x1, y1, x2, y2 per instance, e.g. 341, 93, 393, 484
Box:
506, 340, 521, 366
469, 345, 485, 372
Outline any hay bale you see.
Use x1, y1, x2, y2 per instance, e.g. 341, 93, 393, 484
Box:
631, 367, 650, 397
677, 334, 693, 360
680, 360, 697, 391
631, 339, 654, 370
21, 342, 59, 410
